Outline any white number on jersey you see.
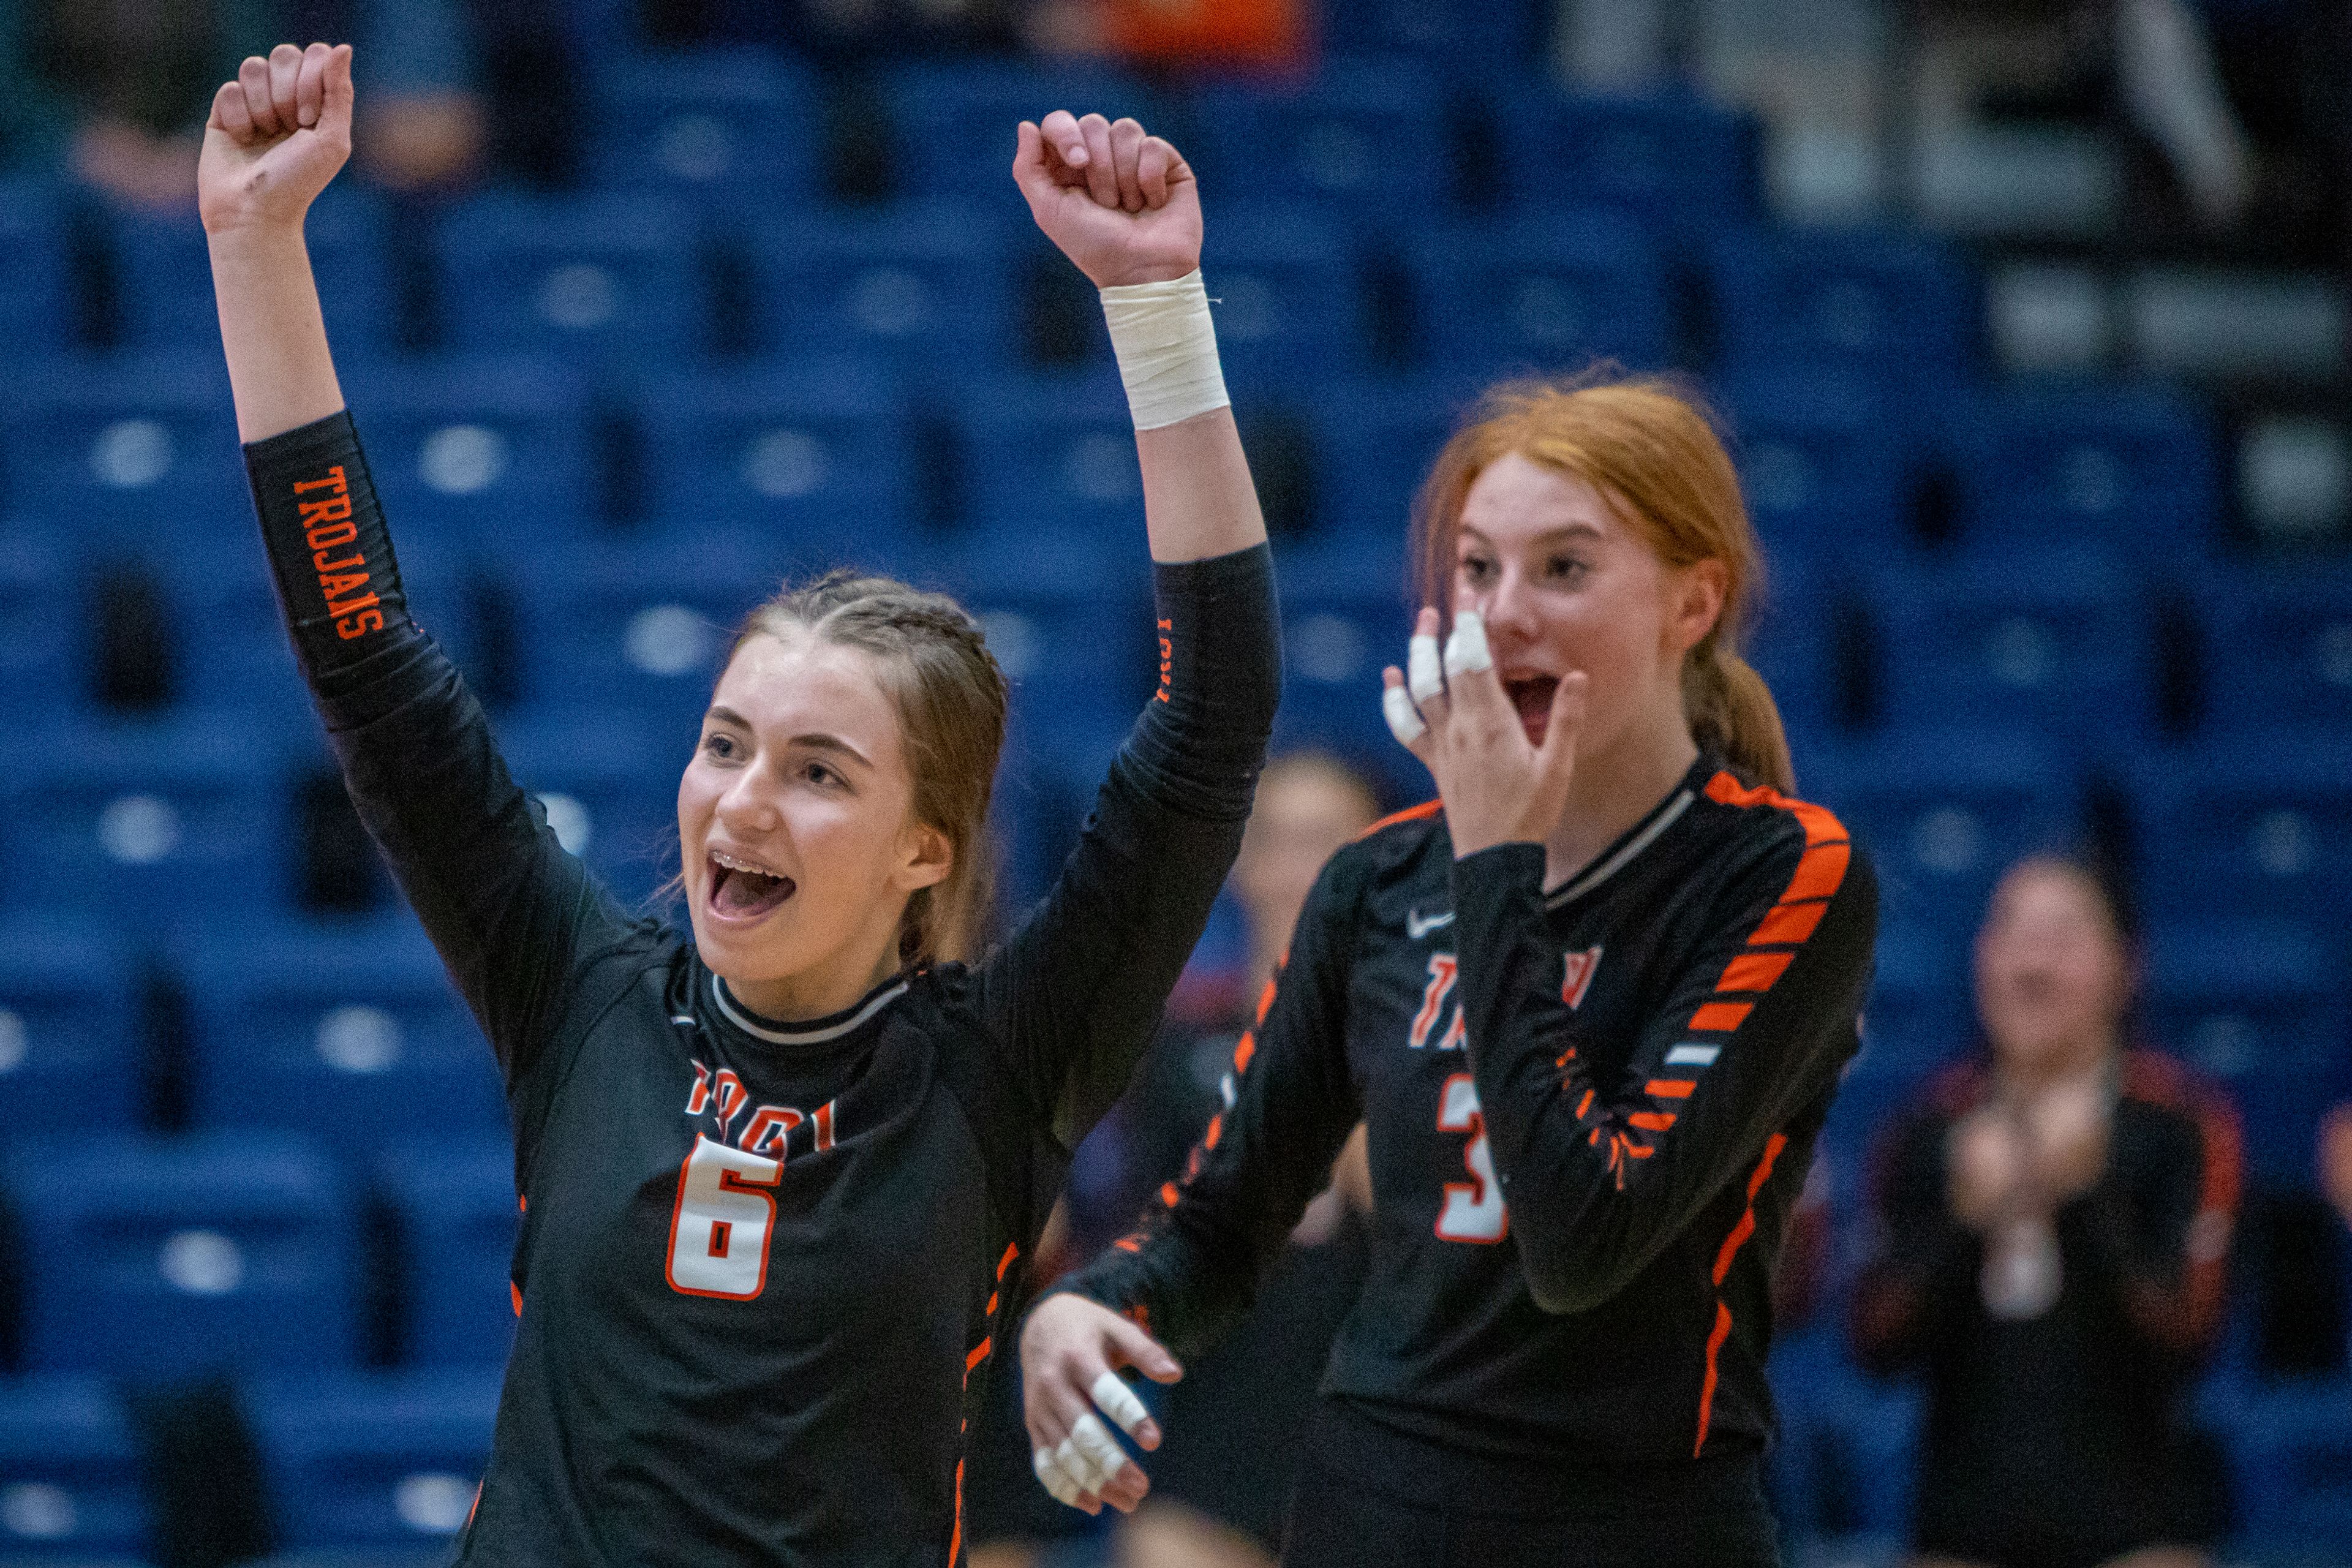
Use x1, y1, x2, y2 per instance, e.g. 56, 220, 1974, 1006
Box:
1434, 1072, 1509, 1243
666, 1136, 783, 1299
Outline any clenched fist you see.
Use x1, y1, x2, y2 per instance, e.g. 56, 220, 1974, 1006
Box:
1013, 111, 1202, 290
198, 43, 355, 235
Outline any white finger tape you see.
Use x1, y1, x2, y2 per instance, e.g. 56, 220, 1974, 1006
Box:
1033, 1446, 1085, 1508
1382, 684, 1426, 745
1444, 611, 1491, 677
1100, 270, 1231, 431
1407, 633, 1444, 705
1066, 1411, 1127, 1490
1091, 1369, 1150, 1439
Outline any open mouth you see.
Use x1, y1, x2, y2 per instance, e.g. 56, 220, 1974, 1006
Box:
1503, 674, 1559, 745
707, 850, 796, 922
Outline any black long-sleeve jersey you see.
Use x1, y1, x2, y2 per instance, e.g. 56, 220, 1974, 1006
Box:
242, 412, 1278, 1567
1850, 1052, 2243, 1560
1063, 760, 1877, 1487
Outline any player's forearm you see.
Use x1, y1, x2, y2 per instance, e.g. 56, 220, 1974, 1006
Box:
208, 221, 345, 443
1135, 405, 1267, 563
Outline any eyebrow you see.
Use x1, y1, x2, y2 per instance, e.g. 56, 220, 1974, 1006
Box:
1460, 521, 1608, 547
704, 707, 875, 769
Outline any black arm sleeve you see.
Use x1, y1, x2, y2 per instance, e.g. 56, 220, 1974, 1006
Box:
246, 412, 643, 1112
1447, 825, 1878, 1316
973, 545, 1279, 1154
1848, 1110, 1978, 1376
1052, 850, 1363, 1359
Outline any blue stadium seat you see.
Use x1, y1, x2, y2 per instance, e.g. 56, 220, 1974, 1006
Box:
0, 355, 246, 529
0, 917, 138, 1140
1869, 546, 2154, 742
2223, 1379, 2352, 1559
1746, 545, 1834, 737
0, 529, 75, 718
630, 358, 914, 555
2203, 561, 2352, 726
1766, 1348, 1921, 1545
436, 192, 706, 363
0, 715, 293, 930
1705, 228, 1975, 385
952, 371, 1136, 537
590, 47, 815, 208
1320, 0, 1545, 71
0, 181, 75, 360
941, 529, 1155, 737
176, 920, 505, 1155
110, 189, 392, 355
5, 1133, 358, 1376
1804, 729, 2081, 939
374, 1142, 519, 1368
0, 1377, 146, 1558
878, 59, 1165, 202
243, 1369, 502, 1551
1403, 211, 1671, 379
1502, 89, 1759, 233
752, 200, 1019, 375
1945, 381, 2220, 548
344, 356, 596, 552
1196, 200, 1362, 394
1305, 377, 1475, 540
505, 538, 786, 719
494, 709, 689, 910
2132, 730, 2352, 936
2140, 922, 2347, 1186
1194, 59, 1449, 220
1714, 368, 1918, 551
1268, 542, 1422, 806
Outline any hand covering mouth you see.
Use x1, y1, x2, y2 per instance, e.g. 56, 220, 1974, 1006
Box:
708, 850, 796, 918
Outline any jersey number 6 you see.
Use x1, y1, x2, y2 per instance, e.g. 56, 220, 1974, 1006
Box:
1436, 1072, 1509, 1243
666, 1136, 783, 1300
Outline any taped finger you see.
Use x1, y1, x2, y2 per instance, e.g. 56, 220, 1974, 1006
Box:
1408, 632, 1443, 706
1383, 682, 1426, 745
1033, 1446, 1085, 1508
1063, 1412, 1127, 1492
1443, 611, 1491, 677
1090, 1368, 1150, 1439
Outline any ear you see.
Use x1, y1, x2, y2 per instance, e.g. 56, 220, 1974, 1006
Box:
895, 820, 954, 895
1669, 559, 1728, 657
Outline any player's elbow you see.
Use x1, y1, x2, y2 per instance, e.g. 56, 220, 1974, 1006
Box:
1513, 1233, 1631, 1316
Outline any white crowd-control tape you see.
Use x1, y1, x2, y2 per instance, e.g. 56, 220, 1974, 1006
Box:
1101, 270, 1231, 431
1033, 1446, 1086, 1508
1383, 683, 1427, 745
1091, 1368, 1152, 1439
1407, 632, 1444, 706
1444, 611, 1492, 677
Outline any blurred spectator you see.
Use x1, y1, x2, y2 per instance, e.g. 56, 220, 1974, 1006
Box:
967, 751, 1381, 1565
2320, 1103, 2352, 1234
1851, 855, 2244, 1568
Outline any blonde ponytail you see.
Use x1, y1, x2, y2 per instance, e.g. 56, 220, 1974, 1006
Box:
1686, 644, 1794, 795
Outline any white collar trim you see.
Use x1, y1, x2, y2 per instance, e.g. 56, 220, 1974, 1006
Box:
1545, 789, 1694, 908
711, 973, 908, 1044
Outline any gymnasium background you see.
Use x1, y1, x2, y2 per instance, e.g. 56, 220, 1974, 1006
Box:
0, 0, 2345, 1563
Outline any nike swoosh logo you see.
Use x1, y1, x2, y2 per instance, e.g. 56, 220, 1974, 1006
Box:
1407, 908, 1455, 939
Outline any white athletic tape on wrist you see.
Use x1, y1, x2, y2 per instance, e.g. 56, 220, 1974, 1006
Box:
1100, 270, 1230, 431
1091, 1369, 1150, 1439
1383, 683, 1426, 745
1407, 633, 1444, 706
1444, 611, 1491, 677
1033, 1446, 1085, 1507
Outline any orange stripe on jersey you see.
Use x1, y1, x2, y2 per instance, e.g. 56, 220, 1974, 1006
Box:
1234, 1032, 1256, 1074
1702, 773, 1846, 846
1159, 1182, 1180, 1208
1355, 798, 1441, 840
1749, 900, 1828, 946
1717, 951, 1794, 993
1783, 842, 1852, 905
966, 1337, 993, 1373
1694, 1133, 1789, 1455
510, 1282, 522, 1317
998, 1242, 1020, 1280
1204, 1114, 1224, 1150
949, 1457, 967, 1566
1689, 1001, 1753, 1032
1646, 1079, 1697, 1099
1628, 1111, 1678, 1132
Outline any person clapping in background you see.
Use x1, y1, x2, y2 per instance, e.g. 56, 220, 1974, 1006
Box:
1852, 856, 2244, 1568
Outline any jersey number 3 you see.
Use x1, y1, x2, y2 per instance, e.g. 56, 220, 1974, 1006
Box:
1435, 1072, 1508, 1243
666, 1136, 782, 1299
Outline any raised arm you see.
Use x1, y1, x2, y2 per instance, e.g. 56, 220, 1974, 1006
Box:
200, 45, 636, 1110
968, 116, 1280, 1148
1019, 852, 1365, 1516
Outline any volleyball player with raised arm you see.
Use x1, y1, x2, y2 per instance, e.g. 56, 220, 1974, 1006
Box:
1024, 379, 1878, 1566
202, 43, 1276, 1566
